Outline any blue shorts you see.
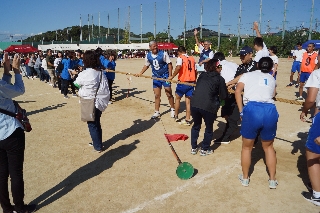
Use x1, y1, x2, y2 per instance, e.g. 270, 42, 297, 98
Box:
175, 83, 194, 97
306, 113, 320, 154
241, 101, 279, 140
153, 74, 171, 88
300, 72, 311, 83
291, 61, 301, 73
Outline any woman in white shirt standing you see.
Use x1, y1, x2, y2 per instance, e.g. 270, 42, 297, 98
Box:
74, 51, 110, 153
235, 57, 279, 189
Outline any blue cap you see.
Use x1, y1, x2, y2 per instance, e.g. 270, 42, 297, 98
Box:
239, 46, 253, 55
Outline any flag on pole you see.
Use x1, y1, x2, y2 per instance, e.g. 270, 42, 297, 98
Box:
164, 134, 189, 142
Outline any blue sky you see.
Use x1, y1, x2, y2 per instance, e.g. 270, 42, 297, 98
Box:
0, 0, 319, 42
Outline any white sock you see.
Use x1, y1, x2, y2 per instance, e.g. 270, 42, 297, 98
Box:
313, 190, 320, 198
171, 108, 175, 111
155, 111, 160, 114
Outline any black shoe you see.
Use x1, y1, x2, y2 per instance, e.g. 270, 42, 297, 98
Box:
15, 204, 37, 213
214, 137, 230, 144
302, 191, 320, 206
295, 84, 299, 88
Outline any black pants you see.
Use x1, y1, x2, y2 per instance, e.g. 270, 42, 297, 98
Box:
61, 79, 76, 96
108, 79, 114, 100
220, 94, 240, 141
0, 128, 25, 213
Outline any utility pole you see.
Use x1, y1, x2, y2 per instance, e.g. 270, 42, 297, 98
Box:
88, 14, 90, 42
309, 0, 314, 40
140, 4, 143, 43
267, 20, 271, 34
237, 0, 242, 50
117, 8, 120, 43
168, 0, 171, 43
184, 0, 186, 46
98, 12, 101, 40
80, 15, 82, 41
200, 0, 203, 39
282, 0, 287, 40
259, 0, 263, 32
218, 0, 222, 50
128, 6, 131, 43
154, 2, 156, 39
91, 14, 94, 40
108, 13, 110, 35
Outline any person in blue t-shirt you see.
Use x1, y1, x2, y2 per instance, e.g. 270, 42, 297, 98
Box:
60, 51, 77, 98
103, 50, 117, 104
135, 41, 175, 119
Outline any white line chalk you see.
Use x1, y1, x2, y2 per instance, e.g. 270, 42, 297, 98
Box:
122, 160, 240, 213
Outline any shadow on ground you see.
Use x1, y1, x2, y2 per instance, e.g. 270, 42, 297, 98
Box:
27, 103, 67, 116
30, 140, 140, 211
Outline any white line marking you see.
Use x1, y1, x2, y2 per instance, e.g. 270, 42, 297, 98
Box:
122, 160, 240, 213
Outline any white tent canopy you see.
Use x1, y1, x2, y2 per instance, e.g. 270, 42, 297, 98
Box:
38, 43, 150, 51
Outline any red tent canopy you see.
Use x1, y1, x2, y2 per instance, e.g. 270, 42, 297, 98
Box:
4, 45, 38, 53
157, 42, 178, 50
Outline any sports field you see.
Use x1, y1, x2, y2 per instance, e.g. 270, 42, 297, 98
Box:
2, 57, 318, 212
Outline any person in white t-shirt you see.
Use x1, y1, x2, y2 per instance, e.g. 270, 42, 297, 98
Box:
287, 42, 306, 87
253, 22, 269, 63
194, 29, 214, 66
73, 50, 110, 153
235, 57, 278, 189
300, 68, 320, 205
268, 46, 279, 79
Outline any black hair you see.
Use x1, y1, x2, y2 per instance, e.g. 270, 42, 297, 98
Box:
258, 57, 273, 73
269, 46, 277, 54
308, 43, 315, 47
95, 47, 103, 56
253, 37, 264, 47
177, 46, 186, 53
83, 50, 101, 69
213, 52, 225, 61
204, 58, 220, 72
297, 42, 302, 46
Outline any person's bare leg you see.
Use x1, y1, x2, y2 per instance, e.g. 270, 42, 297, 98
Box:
306, 148, 320, 192
153, 87, 161, 111
261, 140, 277, 180
164, 86, 174, 108
174, 94, 181, 117
290, 72, 294, 83
185, 96, 191, 121
299, 82, 305, 97
297, 72, 300, 85
241, 137, 255, 179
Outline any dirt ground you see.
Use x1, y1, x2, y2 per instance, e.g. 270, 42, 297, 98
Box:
1, 56, 319, 213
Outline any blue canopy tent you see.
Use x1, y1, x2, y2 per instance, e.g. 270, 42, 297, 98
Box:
302, 40, 320, 50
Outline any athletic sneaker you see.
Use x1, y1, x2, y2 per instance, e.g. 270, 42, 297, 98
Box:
269, 180, 278, 189
200, 149, 213, 156
295, 97, 304, 102
238, 174, 249, 187
174, 116, 179, 122
108, 101, 113, 105
190, 148, 198, 155
88, 142, 93, 146
72, 94, 78, 97
301, 191, 320, 206
180, 119, 191, 126
286, 82, 294, 87
151, 111, 160, 119
64, 95, 69, 99
295, 84, 299, 88
170, 109, 175, 118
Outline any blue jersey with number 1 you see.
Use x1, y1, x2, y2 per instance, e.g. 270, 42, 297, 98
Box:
147, 51, 168, 77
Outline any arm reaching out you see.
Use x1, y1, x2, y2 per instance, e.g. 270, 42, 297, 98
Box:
253, 21, 262, 38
